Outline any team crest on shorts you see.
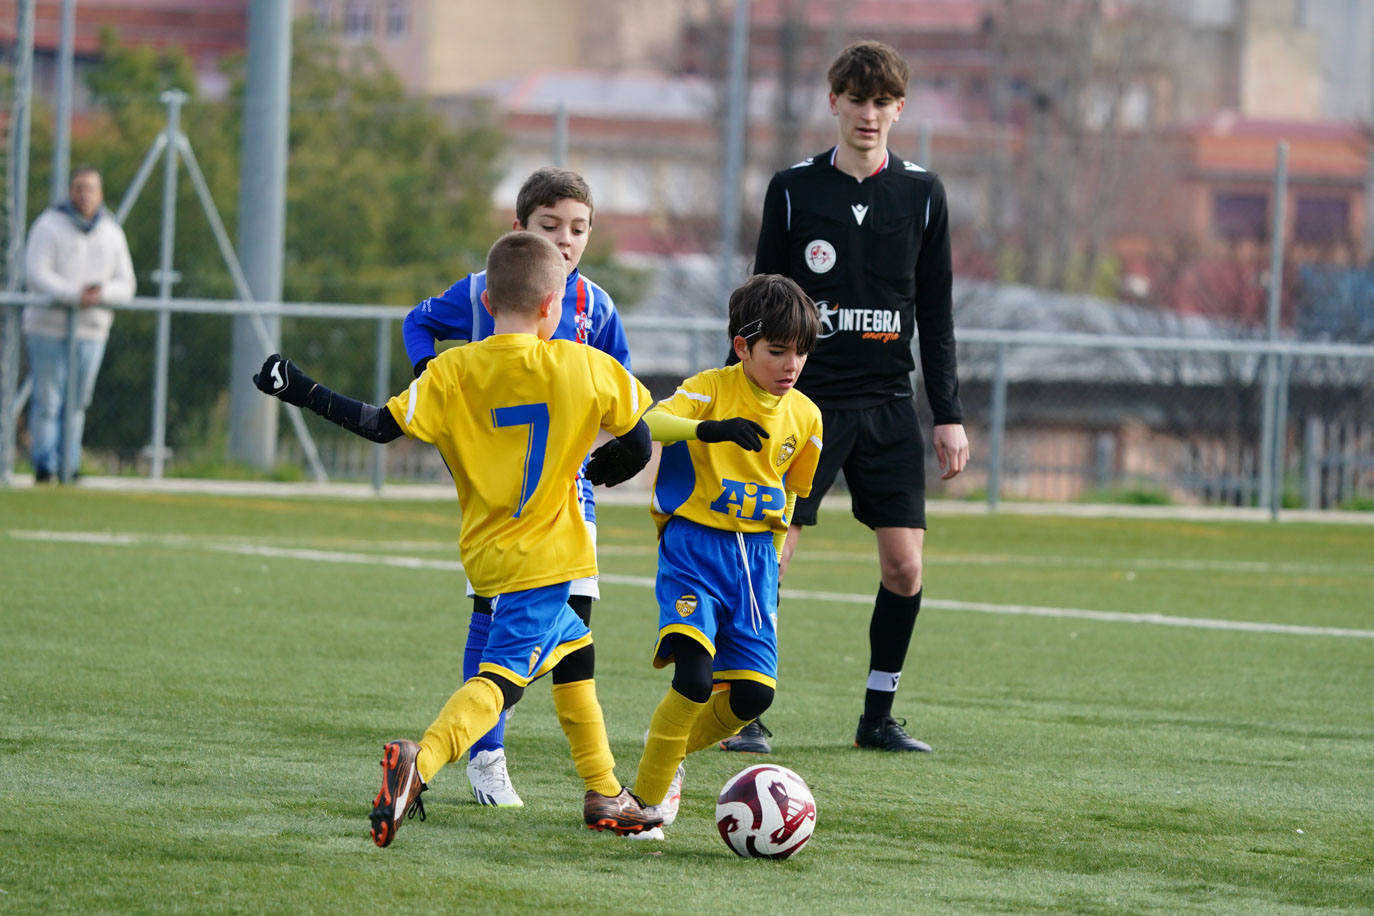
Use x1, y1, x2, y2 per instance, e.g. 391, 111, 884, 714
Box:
776, 434, 797, 467
805, 239, 836, 274
675, 594, 698, 618
527, 645, 543, 674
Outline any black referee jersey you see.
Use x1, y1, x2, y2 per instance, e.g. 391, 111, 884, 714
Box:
753, 147, 963, 424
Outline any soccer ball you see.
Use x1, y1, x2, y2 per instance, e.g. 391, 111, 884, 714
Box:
715, 764, 816, 859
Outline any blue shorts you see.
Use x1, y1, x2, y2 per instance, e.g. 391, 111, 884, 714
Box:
653, 517, 779, 687
478, 582, 592, 687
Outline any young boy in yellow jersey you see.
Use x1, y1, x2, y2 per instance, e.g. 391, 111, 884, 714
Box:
627, 274, 824, 836
252, 231, 663, 846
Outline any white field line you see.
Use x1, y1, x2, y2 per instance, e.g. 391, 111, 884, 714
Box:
774, 587, 1374, 639
745, 548, 1374, 578
12, 528, 1374, 640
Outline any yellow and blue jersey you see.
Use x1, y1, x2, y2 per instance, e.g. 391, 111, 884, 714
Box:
649, 364, 823, 536
386, 334, 650, 596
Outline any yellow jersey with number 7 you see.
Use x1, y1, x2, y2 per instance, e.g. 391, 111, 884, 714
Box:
386, 334, 650, 595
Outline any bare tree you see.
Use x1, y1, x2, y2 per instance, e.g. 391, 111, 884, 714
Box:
987, 0, 1186, 293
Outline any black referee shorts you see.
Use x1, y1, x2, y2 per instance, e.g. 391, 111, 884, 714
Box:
792, 397, 927, 530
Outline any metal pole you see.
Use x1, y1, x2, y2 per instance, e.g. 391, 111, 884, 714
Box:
987, 343, 1007, 511
1258, 140, 1287, 517
2, 0, 36, 485
1271, 354, 1291, 518
717, 0, 749, 314
553, 101, 568, 166
371, 316, 390, 493
114, 132, 168, 225
58, 306, 77, 480
50, 0, 77, 202
229, 0, 292, 470
148, 90, 186, 479
1303, 413, 1321, 509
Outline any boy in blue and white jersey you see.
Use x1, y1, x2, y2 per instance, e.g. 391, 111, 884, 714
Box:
401, 167, 630, 808
627, 275, 824, 835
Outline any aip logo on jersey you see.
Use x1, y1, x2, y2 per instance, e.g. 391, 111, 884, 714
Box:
805, 239, 836, 274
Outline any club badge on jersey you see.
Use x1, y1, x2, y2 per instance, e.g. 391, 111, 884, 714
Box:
805, 239, 836, 274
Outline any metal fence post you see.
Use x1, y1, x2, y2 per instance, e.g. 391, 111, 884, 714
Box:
1303, 413, 1321, 509
1259, 140, 1288, 517
59, 305, 77, 480
147, 90, 187, 479
2, 0, 36, 485
1270, 353, 1291, 517
987, 341, 1007, 511
371, 315, 390, 493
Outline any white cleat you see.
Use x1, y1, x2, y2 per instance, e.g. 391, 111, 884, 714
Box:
466, 748, 524, 808
658, 763, 684, 827
634, 762, 685, 832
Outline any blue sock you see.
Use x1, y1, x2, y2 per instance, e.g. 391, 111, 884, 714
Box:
464, 602, 506, 758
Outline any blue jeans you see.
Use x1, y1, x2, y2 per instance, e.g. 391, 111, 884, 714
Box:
26, 333, 107, 479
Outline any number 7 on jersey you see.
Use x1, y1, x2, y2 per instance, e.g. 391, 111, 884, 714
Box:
491, 403, 550, 517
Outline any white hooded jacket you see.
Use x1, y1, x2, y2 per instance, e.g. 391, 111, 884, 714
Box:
23, 203, 135, 342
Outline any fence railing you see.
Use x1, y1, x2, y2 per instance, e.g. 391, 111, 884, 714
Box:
4, 291, 1373, 517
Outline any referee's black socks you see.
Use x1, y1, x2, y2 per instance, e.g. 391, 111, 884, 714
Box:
865, 584, 922, 720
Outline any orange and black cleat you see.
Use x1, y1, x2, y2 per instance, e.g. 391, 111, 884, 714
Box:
583, 787, 664, 836
369, 739, 428, 847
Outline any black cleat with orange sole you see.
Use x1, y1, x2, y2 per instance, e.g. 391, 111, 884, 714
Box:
370, 739, 428, 847
583, 788, 663, 836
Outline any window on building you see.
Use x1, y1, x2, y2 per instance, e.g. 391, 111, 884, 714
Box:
343, 1, 376, 38
1212, 192, 1268, 241
386, 2, 409, 37
1294, 196, 1350, 243
311, 0, 332, 31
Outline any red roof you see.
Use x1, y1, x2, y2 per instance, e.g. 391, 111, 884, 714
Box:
1175, 109, 1367, 143
0, 0, 247, 62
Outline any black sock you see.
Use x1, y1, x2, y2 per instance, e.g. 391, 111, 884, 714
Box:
569, 594, 593, 626
864, 585, 922, 719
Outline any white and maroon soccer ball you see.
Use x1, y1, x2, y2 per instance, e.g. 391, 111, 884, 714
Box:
715, 764, 817, 859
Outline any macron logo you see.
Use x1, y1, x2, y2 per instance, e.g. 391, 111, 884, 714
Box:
851, 204, 869, 225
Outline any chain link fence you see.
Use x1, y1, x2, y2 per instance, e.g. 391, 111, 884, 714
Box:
4, 288, 1372, 514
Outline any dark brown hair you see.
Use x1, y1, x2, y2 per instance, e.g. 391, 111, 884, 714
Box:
728, 274, 820, 355
827, 40, 909, 99
515, 166, 595, 226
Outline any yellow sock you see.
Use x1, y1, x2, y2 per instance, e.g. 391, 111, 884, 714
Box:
634, 688, 705, 805
685, 687, 751, 754
415, 676, 503, 785
552, 679, 620, 797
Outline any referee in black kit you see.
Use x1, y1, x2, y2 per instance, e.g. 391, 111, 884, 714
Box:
724, 39, 969, 755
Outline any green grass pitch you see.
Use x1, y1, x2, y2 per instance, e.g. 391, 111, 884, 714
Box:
2, 487, 1371, 912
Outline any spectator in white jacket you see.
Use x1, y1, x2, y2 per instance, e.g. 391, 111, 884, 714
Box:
23, 166, 135, 482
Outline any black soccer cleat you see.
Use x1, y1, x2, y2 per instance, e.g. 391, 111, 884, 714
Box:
720, 718, 773, 754
854, 715, 932, 752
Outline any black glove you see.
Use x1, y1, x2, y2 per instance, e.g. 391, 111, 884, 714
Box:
585, 437, 647, 487
253, 353, 315, 407
697, 417, 768, 451
412, 356, 432, 378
